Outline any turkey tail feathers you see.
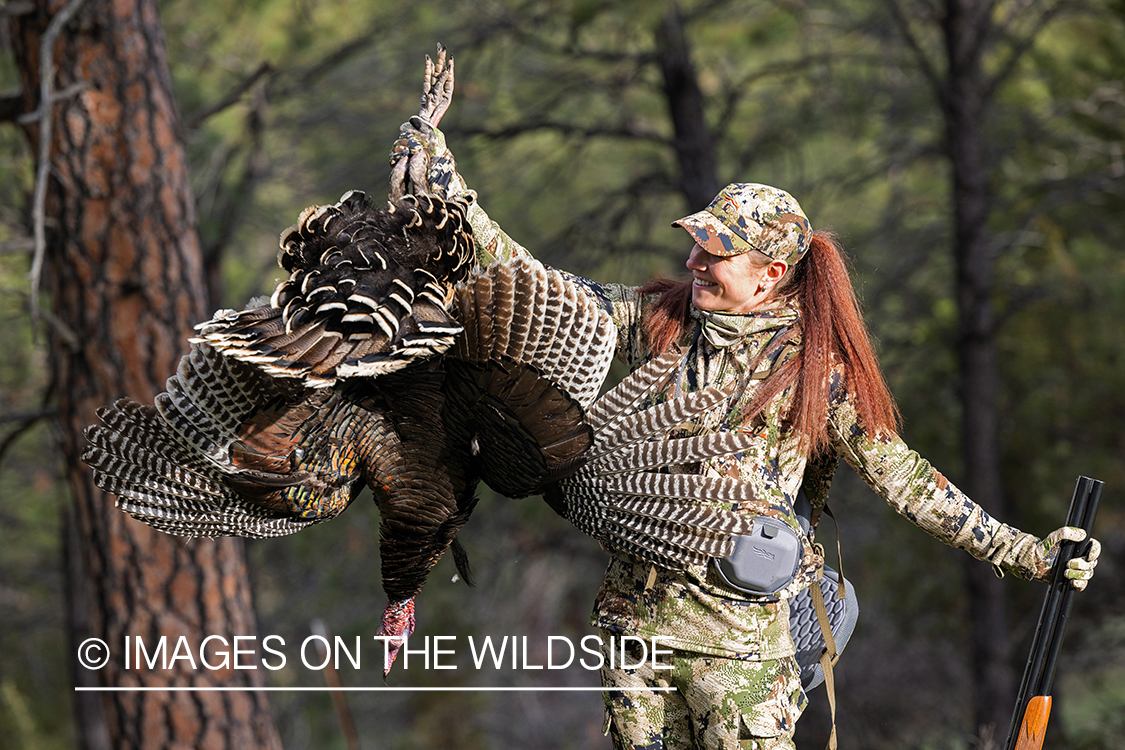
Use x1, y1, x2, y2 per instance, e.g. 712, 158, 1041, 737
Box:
585, 348, 682, 427
196, 192, 475, 386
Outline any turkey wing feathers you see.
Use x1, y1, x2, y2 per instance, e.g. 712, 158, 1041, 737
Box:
445, 258, 616, 498
551, 347, 761, 570
83, 340, 368, 539
451, 258, 614, 410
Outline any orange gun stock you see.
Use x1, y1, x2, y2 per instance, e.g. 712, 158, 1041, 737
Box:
1013, 695, 1051, 750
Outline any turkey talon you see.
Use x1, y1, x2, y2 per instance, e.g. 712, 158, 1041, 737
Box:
419, 44, 454, 127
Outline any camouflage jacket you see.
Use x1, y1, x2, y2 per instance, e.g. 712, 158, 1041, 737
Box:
428, 153, 1043, 661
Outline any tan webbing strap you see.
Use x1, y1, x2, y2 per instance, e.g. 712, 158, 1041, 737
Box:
811, 560, 840, 750
645, 564, 658, 591
809, 504, 823, 533
821, 505, 846, 600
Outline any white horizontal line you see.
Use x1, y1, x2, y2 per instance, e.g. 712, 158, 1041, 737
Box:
75, 686, 677, 693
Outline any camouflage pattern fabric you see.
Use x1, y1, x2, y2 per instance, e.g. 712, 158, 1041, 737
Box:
672, 183, 810, 263
599, 631, 805, 749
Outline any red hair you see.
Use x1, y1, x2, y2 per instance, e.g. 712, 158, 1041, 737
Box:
640, 231, 899, 456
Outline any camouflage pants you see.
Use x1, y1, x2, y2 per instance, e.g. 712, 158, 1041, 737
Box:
599, 632, 806, 750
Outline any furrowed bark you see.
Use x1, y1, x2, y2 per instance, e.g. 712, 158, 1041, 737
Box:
10, 1, 281, 747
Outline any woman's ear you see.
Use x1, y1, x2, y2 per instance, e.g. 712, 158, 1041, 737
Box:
759, 260, 789, 292
766, 260, 789, 282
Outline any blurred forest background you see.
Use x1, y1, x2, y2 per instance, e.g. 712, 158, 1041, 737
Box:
1, 0, 1123, 748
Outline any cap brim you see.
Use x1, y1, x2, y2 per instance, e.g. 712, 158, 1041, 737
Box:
672, 210, 752, 257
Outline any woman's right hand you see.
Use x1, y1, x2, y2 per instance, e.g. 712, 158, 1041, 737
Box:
390, 46, 456, 199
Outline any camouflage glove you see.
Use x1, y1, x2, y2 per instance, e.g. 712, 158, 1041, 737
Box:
992, 525, 1101, 591
389, 117, 457, 199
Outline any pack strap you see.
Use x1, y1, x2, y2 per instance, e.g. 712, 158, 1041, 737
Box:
810, 565, 840, 750
822, 505, 846, 600
809, 504, 847, 750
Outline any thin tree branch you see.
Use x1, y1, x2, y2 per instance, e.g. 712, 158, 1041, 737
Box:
454, 119, 668, 143
882, 0, 947, 107
310, 620, 360, 750
983, 0, 1070, 104
267, 31, 378, 100
711, 53, 837, 143
198, 88, 267, 307
0, 418, 41, 468
559, 47, 657, 65
37, 306, 80, 350
16, 81, 89, 123
999, 170, 1125, 258
29, 0, 87, 333
0, 407, 57, 426
0, 405, 56, 468
678, 0, 741, 26
183, 61, 273, 130
0, 238, 35, 255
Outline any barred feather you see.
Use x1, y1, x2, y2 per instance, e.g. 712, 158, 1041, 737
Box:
602, 494, 756, 535
585, 348, 683, 427
595, 472, 760, 505
547, 343, 764, 570
590, 387, 732, 456
440, 258, 615, 498
605, 511, 734, 558
603, 530, 714, 569
451, 257, 615, 409
587, 432, 758, 475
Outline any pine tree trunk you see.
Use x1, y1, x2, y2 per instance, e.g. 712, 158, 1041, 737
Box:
10, 1, 281, 747
656, 3, 719, 209
941, 0, 1014, 736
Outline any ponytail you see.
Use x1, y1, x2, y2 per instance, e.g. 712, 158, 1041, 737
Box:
786, 230, 900, 454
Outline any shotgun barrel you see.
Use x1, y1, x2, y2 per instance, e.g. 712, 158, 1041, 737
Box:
1003, 476, 1102, 750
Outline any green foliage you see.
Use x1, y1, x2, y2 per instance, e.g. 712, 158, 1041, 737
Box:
0, 253, 72, 750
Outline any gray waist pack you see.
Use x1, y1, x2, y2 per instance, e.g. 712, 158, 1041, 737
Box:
712, 516, 803, 596
714, 494, 860, 692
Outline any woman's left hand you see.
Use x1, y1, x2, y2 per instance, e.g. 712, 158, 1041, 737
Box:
1054, 527, 1101, 591
389, 117, 456, 200
1013, 527, 1101, 590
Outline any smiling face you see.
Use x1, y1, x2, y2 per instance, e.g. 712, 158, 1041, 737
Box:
685, 244, 787, 313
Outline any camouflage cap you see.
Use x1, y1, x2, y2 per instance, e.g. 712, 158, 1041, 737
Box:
673, 183, 810, 264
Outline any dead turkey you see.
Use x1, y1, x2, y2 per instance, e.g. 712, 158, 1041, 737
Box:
82, 189, 760, 674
